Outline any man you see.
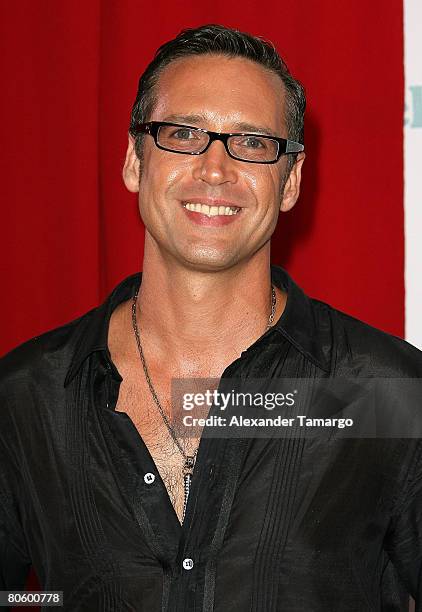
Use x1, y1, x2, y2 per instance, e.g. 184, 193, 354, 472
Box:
1, 24, 421, 612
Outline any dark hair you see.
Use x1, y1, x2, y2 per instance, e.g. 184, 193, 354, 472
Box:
129, 24, 305, 163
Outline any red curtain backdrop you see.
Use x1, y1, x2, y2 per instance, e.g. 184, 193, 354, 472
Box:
0, 1, 404, 352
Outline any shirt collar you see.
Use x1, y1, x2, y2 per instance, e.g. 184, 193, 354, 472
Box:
64, 265, 330, 386
270, 266, 331, 372
64, 273, 141, 386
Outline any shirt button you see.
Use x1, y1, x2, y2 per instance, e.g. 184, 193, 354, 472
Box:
144, 472, 155, 485
182, 558, 194, 570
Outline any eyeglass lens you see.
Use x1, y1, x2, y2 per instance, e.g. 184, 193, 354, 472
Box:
157, 125, 279, 162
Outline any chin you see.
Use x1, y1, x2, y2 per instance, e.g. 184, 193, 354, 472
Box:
175, 246, 242, 272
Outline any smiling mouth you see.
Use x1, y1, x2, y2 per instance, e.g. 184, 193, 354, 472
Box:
182, 202, 241, 217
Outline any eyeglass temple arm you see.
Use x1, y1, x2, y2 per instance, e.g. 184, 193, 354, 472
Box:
285, 140, 304, 154
131, 124, 152, 135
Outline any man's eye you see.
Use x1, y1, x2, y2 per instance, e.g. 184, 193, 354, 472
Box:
243, 136, 266, 149
172, 128, 198, 140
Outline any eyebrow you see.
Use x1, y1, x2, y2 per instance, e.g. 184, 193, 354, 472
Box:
162, 114, 276, 137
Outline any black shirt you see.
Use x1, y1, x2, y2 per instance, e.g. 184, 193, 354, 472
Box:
1, 266, 422, 611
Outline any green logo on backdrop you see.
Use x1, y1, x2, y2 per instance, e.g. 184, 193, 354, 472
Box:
405, 86, 422, 128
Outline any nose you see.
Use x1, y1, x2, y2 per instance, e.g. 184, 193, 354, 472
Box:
192, 140, 238, 186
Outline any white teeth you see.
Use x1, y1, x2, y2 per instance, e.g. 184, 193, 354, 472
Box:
183, 202, 240, 216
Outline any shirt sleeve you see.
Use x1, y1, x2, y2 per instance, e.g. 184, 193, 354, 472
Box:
0, 506, 31, 592
0, 434, 31, 594
385, 441, 422, 609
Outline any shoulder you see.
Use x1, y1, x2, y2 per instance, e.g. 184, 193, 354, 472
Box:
310, 298, 422, 377
0, 308, 97, 393
0, 311, 95, 452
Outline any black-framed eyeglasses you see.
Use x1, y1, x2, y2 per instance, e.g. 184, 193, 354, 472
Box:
131, 121, 304, 164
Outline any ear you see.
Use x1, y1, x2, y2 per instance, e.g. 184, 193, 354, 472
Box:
280, 152, 305, 212
122, 134, 140, 193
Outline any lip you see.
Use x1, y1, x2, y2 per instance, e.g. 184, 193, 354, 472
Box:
180, 198, 243, 209
180, 199, 242, 226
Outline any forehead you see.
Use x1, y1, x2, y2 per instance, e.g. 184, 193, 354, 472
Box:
151, 54, 286, 135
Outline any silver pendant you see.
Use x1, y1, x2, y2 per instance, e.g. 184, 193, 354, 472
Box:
182, 456, 195, 523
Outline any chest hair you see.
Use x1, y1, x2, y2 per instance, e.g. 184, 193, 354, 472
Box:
115, 378, 201, 523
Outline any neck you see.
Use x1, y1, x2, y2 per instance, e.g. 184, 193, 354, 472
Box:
135, 237, 285, 374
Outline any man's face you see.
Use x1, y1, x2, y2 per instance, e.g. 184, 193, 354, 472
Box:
124, 54, 304, 271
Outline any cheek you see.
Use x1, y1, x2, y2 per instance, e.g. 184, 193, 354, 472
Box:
138, 159, 190, 223
241, 167, 282, 207
142, 151, 191, 196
